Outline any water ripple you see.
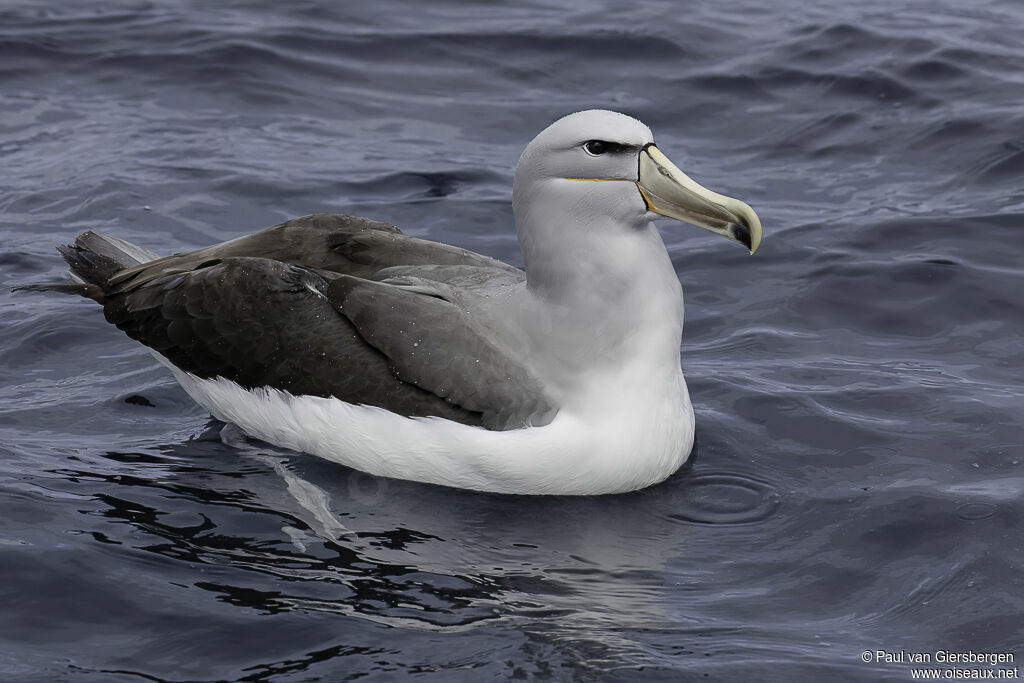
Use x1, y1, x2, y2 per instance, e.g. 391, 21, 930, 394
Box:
669, 473, 783, 526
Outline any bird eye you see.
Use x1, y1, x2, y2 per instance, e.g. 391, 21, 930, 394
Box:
584, 140, 608, 156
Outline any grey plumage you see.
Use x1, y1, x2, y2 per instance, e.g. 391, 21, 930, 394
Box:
19, 213, 555, 430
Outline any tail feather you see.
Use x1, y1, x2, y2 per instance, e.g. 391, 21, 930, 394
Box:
79, 231, 161, 267
12, 281, 106, 300
13, 230, 160, 303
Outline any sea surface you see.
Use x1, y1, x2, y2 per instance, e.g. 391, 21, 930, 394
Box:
1, 1, 1022, 681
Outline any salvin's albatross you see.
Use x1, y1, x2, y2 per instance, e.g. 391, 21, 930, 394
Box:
20, 110, 762, 495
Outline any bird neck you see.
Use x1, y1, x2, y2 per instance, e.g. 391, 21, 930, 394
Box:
511, 178, 685, 400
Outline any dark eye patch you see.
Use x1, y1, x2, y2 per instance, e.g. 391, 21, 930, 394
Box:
583, 140, 635, 156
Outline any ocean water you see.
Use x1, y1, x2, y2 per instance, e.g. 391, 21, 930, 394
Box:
1, 0, 1022, 680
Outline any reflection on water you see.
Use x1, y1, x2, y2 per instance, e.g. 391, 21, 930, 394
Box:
93, 426, 788, 633
25, 423, 800, 677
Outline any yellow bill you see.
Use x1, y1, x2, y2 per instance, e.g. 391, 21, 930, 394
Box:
636, 144, 762, 254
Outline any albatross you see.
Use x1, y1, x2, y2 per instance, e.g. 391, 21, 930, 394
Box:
20, 110, 761, 495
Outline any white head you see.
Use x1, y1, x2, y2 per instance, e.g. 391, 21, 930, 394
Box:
512, 110, 761, 295
515, 110, 657, 194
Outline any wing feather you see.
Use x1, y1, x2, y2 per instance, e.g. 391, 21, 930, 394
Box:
74, 213, 548, 431
328, 275, 555, 430
103, 256, 483, 426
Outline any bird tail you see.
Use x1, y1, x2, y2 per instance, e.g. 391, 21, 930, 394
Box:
13, 231, 160, 303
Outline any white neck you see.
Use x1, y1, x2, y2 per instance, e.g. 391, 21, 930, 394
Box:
511, 177, 685, 409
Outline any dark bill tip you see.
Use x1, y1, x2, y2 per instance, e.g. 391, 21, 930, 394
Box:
730, 222, 752, 251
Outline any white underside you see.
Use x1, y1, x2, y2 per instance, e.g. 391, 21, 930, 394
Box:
154, 354, 694, 495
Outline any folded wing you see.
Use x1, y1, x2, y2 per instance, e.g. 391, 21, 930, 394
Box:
83, 214, 554, 430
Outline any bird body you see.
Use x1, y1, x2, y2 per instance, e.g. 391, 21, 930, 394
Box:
162, 348, 692, 495
20, 110, 761, 495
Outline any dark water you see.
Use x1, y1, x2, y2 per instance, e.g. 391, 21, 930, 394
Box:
2, 1, 1022, 680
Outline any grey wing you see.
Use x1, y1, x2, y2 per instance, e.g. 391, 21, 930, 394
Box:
108, 213, 520, 292
102, 256, 485, 426
38, 212, 547, 430
328, 274, 557, 431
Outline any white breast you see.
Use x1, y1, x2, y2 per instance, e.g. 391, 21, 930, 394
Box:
159, 354, 694, 495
